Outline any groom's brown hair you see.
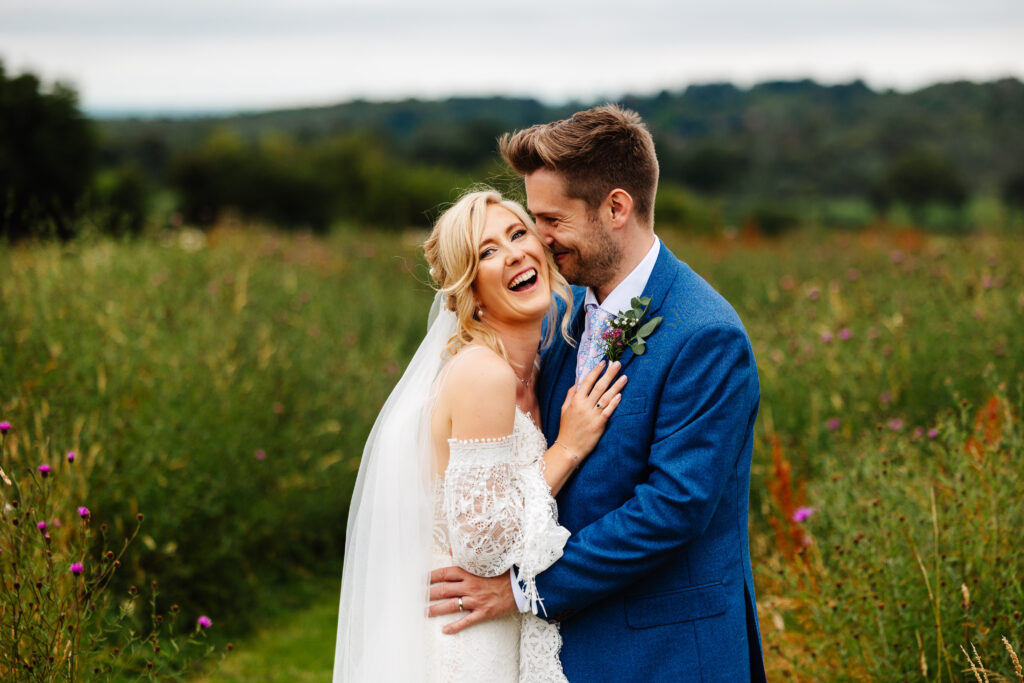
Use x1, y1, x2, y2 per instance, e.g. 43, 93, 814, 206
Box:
499, 104, 659, 227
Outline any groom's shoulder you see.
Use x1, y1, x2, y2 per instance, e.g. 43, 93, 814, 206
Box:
661, 251, 746, 335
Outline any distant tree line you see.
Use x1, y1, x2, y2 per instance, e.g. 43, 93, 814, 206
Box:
1, 63, 148, 241
4, 60, 1024, 241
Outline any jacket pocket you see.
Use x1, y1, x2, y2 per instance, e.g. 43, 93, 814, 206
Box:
624, 581, 727, 629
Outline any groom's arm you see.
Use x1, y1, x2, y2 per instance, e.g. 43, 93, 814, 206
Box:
534, 322, 759, 619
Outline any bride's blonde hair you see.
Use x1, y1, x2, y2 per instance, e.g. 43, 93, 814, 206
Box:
423, 188, 574, 362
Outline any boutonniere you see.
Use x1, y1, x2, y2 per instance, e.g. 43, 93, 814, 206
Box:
601, 296, 662, 361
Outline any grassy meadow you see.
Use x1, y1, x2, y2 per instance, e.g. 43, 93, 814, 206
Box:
1, 222, 1022, 680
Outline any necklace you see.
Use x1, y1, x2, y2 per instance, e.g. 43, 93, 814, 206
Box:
513, 358, 538, 388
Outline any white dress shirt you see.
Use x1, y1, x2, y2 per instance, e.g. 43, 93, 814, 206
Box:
511, 235, 661, 612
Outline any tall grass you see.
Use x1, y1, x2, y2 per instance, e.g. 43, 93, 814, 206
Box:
2, 222, 1022, 679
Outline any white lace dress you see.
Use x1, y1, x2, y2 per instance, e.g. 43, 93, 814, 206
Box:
425, 407, 570, 683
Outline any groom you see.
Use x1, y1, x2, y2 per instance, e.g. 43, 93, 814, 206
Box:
430, 105, 767, 682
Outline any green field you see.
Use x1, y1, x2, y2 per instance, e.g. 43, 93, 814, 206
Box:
2, 223, 1022, 680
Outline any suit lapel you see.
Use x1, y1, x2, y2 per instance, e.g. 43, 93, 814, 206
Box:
613, 240, 680, 375
541, 295, 586, 433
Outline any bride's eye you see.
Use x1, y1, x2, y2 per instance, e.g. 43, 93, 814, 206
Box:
480, 247, 495, 259
511, 229, 527, 240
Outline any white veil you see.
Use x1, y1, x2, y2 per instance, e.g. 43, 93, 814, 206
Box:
333, 293, 453, 682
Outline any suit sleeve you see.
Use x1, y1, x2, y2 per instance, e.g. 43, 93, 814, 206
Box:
533, 322, 760, 618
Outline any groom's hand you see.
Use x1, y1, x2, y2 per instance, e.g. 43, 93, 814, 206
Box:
428, 566, 517, 634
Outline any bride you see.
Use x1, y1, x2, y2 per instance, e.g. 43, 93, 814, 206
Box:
333, 189, 626, 682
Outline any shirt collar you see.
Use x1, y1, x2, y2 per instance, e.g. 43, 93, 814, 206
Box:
584, 236, 660, 315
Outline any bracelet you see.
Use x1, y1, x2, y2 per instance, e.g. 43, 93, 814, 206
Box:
554, 440, 580, 468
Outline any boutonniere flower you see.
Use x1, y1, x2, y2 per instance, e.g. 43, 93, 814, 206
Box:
601, 296, 662, 361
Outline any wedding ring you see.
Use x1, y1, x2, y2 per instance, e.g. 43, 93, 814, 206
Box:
596, 401, 603, 409
458, 597, 464, 612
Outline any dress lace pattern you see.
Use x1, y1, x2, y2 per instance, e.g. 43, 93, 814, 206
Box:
428, 408, 569, 683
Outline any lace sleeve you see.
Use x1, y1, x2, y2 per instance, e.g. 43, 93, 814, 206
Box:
444, 436, 523, 577
516, 455, 570, 616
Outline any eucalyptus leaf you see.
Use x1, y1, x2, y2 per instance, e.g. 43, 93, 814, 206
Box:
630, 340, 647, 355
637, 316, 662, 337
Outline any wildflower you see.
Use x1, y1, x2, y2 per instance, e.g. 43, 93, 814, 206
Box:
890, 250, 905, 264
807, 287, 820, 301
846, 268, 860, 281
78, 507, 90, 518
792, 507, 816, 523
838, 328, 852, 341
826, 418, 841, 431
820, 331, 833, 343
37, 521, 47, 531
254, 449, 267, 461
913, 427, 924, 439
888, 418, 904, 431
0, 421, 10, 434
197, 615, 212, 629
70, 563, 84, 577
927, 428, 939, 439
38, 464, 51, 477
67, 451, 75, 463
880, 391, 892, 405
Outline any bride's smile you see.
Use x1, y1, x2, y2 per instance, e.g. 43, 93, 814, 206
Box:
472, 203, 551, 326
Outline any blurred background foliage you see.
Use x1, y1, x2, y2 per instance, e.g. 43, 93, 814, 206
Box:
3, 61, 1024, 242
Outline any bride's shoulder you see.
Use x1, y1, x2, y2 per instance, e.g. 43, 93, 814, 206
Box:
444, 345, 516, 395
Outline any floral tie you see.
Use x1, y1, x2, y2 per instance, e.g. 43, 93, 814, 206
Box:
576, 304, 614, 385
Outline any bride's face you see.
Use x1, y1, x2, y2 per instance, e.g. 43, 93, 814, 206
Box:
472, 203, 551, 326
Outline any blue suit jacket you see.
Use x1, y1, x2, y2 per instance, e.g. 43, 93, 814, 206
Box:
535, 242, 767, 682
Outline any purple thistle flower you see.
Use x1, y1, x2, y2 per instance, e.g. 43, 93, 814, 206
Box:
792, 506, 816, 523
70, 563, 84, 576
838, 327, 852, 341
888, 418, 904, 431
37, 521, 47, 531
254, 449, 267, 461
38, 464, 51, 477
880, 391, 892, 405
846, 268, 860, 281
0, 421, 10, 434
928, 428, 939, 439
67, 451, 76, 463
820, 331, 833, 343
197, 615, 212, 629
826, 418, 841, 432
891, 250, 905, 264
78, 507, 90, 518
913, 427, 924, 439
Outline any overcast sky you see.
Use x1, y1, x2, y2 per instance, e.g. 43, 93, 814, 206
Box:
2, 0, 1022, 114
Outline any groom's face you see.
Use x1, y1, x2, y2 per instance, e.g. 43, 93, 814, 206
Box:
524, 168, 620, 291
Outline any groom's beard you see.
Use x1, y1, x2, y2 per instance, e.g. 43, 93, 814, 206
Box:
554, 216, 621, 291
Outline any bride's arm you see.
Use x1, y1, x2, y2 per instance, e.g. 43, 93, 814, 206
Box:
443, 352, 522, 576
540, 360, 628, 495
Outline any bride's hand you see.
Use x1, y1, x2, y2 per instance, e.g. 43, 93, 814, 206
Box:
555, 361, 627, 462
